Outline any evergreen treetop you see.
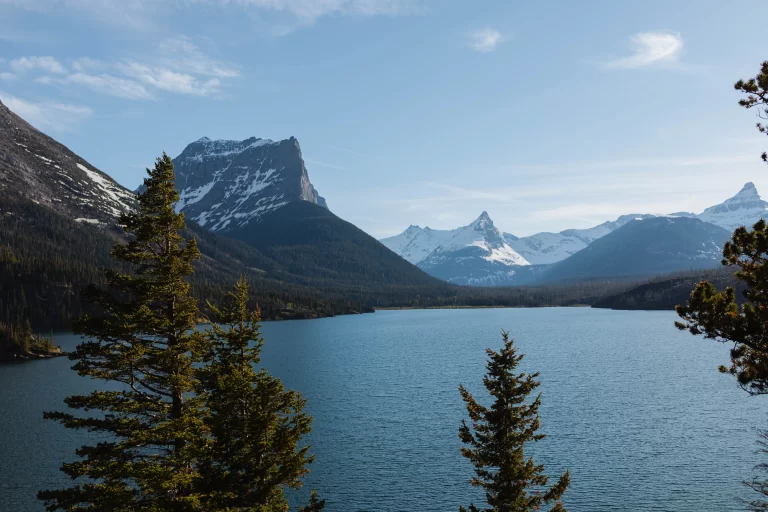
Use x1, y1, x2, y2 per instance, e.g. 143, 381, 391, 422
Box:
38, 153, 209, 511
201, 276, 324, 511
458, 331, 569, 512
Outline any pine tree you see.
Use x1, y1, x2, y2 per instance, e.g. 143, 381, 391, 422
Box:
38, 153, 209, 511
458, 331, 569, 512
676, 60, 768, 511
201, 276, 324, 511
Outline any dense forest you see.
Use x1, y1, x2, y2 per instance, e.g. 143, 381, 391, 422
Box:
592, 267, 742, 311
0, 190, 648, 331
0, 319, 61, 361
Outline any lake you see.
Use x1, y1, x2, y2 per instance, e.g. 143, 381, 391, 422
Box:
1, 308, 767, 511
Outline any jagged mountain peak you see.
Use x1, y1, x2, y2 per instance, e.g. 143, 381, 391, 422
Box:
171, 134, 327, 232
380, 213, 530, 285
471, 211, 494, 230
698, 181, 768, 231
739, 181, 758, 193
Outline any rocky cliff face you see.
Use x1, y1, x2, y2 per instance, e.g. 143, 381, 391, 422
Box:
170, 136, 327, 232
0, 99, 134, 223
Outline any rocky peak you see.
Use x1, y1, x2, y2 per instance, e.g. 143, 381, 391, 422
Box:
471, 211, 494, 230
698, 181, 768, 230
170, 135, 327, 232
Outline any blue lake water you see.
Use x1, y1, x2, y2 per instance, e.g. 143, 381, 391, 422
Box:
2, 308, 768, 511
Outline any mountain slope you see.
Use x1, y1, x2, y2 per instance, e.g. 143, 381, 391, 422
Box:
535, 217, 730, 283
503, 214, 656, 265
170, 136, 327, 231
226, 200, 446, 288
0, 100, 134, 222
696, 182, 768, 230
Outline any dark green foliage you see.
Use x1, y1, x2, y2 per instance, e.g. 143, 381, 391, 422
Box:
458, 332, 569, 512
676, 219, 768, 395
200, 276, 324, 511
677, 61, 768, 511
0, 189, 648, 330
38, 154, 209, 511
593, 267, 742, 311
735, 60, 768, 165
0, 319, 59, 361
226, 200, 443, 287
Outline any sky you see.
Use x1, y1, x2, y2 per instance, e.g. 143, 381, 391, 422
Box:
1, 0, 768, 238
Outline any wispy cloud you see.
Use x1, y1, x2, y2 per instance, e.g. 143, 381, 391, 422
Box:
29, 37, 237, 100
467, 27, 505, 53
605, 31, 683, 69
10, 56, 66, 74
0, 0, 422, 32
0, 91, 92, 131
117, 63, 221, 96
66, 73, 155, 100
0, 72, 16, 81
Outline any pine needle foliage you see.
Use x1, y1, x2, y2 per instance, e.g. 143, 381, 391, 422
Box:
676, 60, 768, 511
38, 153, 209, 511
458, 331, 569, 512
201, 276, 324, 512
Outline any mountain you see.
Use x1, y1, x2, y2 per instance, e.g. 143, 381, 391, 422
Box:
169, 135, 445, 289
169, 136, 327, 232
696, 182, 768, 231
382, 182, 768, 287
0, 99, 392, 328
503, 214, 657, 265
535, 217, 731, 283
0, 99, 134, 223
379, 212, 538, 286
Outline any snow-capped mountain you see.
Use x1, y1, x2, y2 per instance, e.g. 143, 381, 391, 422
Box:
696, 182, 768, 231
380, 212, 535, 286
503, 214, 656, 265
169, 136, 326, 232
0, 98, 134, 223
382, 182, 768, 286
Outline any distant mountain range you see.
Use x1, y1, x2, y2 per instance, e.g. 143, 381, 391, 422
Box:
1, 93, 763, 330
381, 183, 768, 286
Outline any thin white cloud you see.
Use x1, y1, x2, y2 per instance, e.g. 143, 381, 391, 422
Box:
0, 91, 92, 131
605, 31, 683, 69
0, 72, 16, 81
156, 37, 239, 78
32, 38, 236, 100
467, 27, 504, 53
10, 56, 66, 74
66, 73, 155, 100
0, 0, 421, 31
118, 62, 221, 96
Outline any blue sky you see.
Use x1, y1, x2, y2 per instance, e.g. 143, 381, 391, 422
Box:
1, 0, 767, 238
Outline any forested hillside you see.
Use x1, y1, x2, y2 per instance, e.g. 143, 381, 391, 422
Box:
592, 267, 743, 311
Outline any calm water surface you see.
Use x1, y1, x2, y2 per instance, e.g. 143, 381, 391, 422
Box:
1, 308, 767, 511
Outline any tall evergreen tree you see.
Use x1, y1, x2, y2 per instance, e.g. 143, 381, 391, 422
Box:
38, 153, 209, 511
458, 332, 569, 512
676, 60, 768, 510
201, 276, 324, 512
